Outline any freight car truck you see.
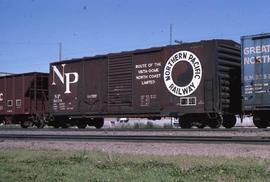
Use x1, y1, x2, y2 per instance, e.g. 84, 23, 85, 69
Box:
0, 72, 49, 128
49, 39, 241, 128
242, 33, 270, 128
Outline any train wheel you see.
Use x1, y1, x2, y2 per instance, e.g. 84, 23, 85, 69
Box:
253, 115, 268, 128
208, 116, 222, 129
208, 121, 221, 128
61, 123, 69, 128
0, 117, 4, 124
35, 119, 45, 128
197, 123, 206, 129
179, 116, 192, 129
36, 123, 44, 128
53, 123, 60, 128
94, 118, 104, 129
77, 121, 87, 129
20, 120, 31, 128
222, 114, 236, 128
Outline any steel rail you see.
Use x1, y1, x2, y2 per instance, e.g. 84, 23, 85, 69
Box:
0, 127, 269, 132
0, 134, 270, 144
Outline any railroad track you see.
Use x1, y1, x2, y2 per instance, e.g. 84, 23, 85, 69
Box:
1, 127, 269, 132
0, 134, 270, 144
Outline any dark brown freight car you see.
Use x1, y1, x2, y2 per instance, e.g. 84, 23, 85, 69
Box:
49, 39, 241, 128
0, 72, 49, 128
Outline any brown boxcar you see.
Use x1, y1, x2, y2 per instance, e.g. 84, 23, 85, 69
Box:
0, 72, 49, 128
49, 39, 241, 128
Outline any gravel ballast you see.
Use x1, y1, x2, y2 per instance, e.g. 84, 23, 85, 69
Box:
1, 140, 270, 159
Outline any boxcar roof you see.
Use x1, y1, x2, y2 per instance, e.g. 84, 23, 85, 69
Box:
241, 32, 270, 40
50, 39, 238, 65
0, 72, 48, 79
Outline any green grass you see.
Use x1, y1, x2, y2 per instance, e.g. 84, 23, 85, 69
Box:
0, 149, 269, 182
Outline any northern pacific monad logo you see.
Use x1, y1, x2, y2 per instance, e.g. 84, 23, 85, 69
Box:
163, 50, 202, 97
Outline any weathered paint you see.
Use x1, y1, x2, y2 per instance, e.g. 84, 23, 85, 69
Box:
242, 33, 270, 111
0, 72, 49, 120
49, 40, 241, 118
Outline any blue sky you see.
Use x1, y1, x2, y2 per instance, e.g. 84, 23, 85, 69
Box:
0, 0, 270, 73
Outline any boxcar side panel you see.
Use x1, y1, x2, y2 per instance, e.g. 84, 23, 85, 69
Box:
242, 33, 270, 111
14, 75, 24, 114
6, 76, 15, 114
0, 78, 6, 115
49, 40, 240, 121
132, 42, 217, 116
133, 50, 163, 114
79, 58, 107, 114
0, 73, 49, 117
107, 54, 133, 113
24, 75, 37, 114
50, 62, 82, 115
160, 43, 212, 115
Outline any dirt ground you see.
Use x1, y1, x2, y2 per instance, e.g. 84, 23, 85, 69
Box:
1, 139, 270, 159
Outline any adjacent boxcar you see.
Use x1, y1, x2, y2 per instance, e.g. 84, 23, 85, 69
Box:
49, 39, 241, 128
242, 33, 270, 128
0, 72, 49, 128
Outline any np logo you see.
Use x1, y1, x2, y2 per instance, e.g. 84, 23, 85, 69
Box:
52, 64, 79, 94
0, 93, 3, 101
163, 50, 202, 97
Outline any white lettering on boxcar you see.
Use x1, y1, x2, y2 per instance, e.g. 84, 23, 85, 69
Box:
244, 45, 270, 55
243, 44, 270, 65
52, 64, 79, 94
135, 62, 162, 86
